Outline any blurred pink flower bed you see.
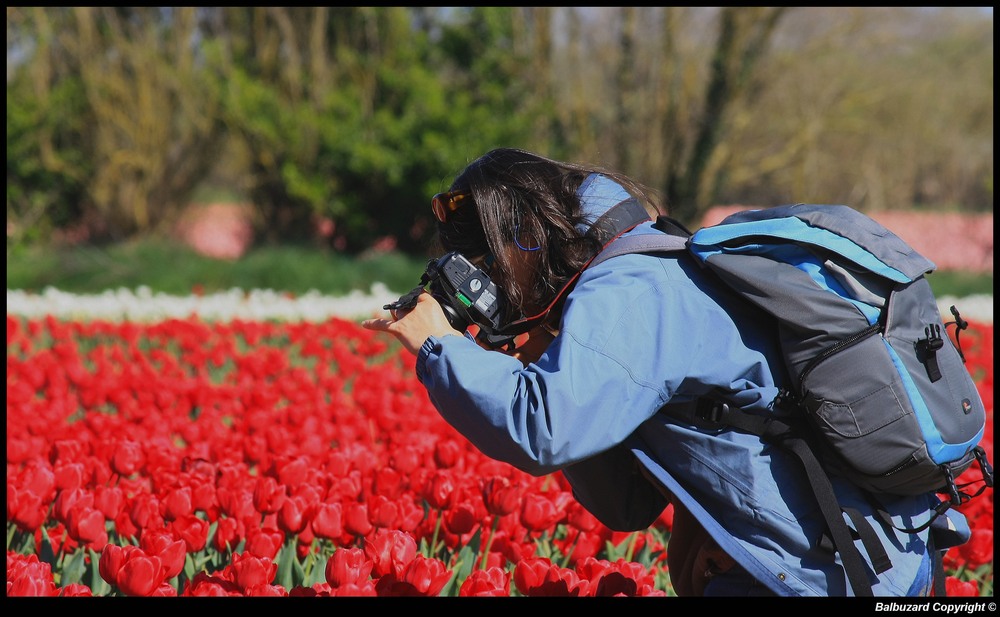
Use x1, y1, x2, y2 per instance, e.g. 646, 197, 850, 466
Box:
703, 206, 993, 273
176, 203, 993, 274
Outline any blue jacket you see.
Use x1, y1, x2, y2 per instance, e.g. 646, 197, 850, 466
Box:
414, 175, 969, 596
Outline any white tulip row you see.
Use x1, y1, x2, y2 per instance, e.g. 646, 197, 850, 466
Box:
5, 285, 396, 323
5, 286, 994, 325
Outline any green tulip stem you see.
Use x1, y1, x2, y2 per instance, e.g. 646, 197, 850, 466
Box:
480, 516, 500, 570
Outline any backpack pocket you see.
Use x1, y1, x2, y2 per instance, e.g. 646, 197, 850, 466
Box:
799, 333, 929, 493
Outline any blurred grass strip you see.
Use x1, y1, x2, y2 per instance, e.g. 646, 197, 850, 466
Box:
5, 238, 992, 298
5, 240, 428, 296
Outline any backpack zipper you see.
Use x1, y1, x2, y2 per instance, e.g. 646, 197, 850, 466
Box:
798, 323, 884, 396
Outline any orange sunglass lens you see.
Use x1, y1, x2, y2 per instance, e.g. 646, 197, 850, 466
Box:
432, 192, 469, 222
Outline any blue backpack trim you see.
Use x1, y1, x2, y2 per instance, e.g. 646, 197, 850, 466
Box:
689, 216, 916, 284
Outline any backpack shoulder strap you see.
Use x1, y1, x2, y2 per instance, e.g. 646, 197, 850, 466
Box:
590, 215, 692, 269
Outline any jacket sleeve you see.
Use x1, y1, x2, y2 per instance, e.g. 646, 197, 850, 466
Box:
414, 259, 702, 476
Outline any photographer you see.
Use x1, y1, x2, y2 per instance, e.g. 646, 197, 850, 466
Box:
362, 147, 964, 596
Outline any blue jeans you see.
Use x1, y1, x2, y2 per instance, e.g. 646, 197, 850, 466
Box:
702, 564, 777, 597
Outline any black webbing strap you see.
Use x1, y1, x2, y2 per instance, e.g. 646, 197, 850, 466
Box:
669, 400, 880, 596
584, 197, 653, 245
780, 434, 877, 596
932, 548, 946, 596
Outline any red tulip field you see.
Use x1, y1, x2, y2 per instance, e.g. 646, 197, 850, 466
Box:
6, 313, 994, 596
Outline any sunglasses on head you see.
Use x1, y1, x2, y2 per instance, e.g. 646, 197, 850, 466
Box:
431, 190, 471, 223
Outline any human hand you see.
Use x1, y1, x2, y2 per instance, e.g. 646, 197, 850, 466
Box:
362, 291, 463, 356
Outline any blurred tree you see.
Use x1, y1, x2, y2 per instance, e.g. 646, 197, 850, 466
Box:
664, 7, 791, 225
7, 8, 91, 252
7, 7, 227, 246
6, 6, 992, 255
202, 7, 542, 254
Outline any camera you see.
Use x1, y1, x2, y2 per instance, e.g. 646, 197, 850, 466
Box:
384, 252, 518, 350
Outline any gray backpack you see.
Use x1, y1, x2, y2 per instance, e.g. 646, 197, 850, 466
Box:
592, 203, 993, 596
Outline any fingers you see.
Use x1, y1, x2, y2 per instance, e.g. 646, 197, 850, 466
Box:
361, 317, 393, 331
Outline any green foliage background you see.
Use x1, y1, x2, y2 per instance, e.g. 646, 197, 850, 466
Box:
6, 7, 994, 265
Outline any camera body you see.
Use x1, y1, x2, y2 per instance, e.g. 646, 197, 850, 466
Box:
426, 252, 504, 333
385, 252, 517, 349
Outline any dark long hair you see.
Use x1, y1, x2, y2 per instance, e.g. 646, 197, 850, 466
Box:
437, 148, 664, 321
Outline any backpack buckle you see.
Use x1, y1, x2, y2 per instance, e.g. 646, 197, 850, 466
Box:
692, 399, 729, 431
916, 323, 945, 382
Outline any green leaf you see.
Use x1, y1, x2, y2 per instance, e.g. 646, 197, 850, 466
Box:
276, 542, 295, 590
184, 553, 197, 581
87, 548, 112, 597
291, 547, 306, 588
61, 548, 87, 586
38, 532, 57, 566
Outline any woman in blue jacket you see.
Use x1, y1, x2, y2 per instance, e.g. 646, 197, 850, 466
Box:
362, 147, 965, 596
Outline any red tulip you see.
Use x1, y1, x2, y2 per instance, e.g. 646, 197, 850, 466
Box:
278, 494, 311, 535
140, 529, 186, 579
393, 493, 425, 533
162, 486, 194, 521
944, 576, 979, 597
372, 467, 405, 499
111, 440, 145, 476
6, 553, 58, 597
374, 555, 452, 597
344, 502, 373, 537
53, 487, 93, 524
957, 528, 993, 569
171, 514, 210, 552
99, 543, 128, 586
17, 459, 57, 503
94, 485, 125, 519
190, 481, 217, 514
311, 501, 344, 540
53, 461, 86, 491
58, 583, 95, 597
363, 528, 417, 578
67, 505, 108, 550
389, 445, 421, 474
577, 557, 659, 596
433, 439, 462, 469
230, 552, 278, 591
129, 494, 164, 530
481, 476, 521, 517
244, 583, 287, 596
252, 476, 287, 515
423, 470, 456, 510
7, 485, 48, 532
520, 492, 563, 532
459, 566, 511, 597
182, 572, 242, 597
213, 516, 244, 553
513, 557, 589, 597
244, 526, 284, 560
329, 580, 378, 597
325, 547, 373, 588
274, 456, 309, 487
116, 549, 166, 596
150, 581, 180, 596
368, 495, 399, 529
444, 502, 478, 536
